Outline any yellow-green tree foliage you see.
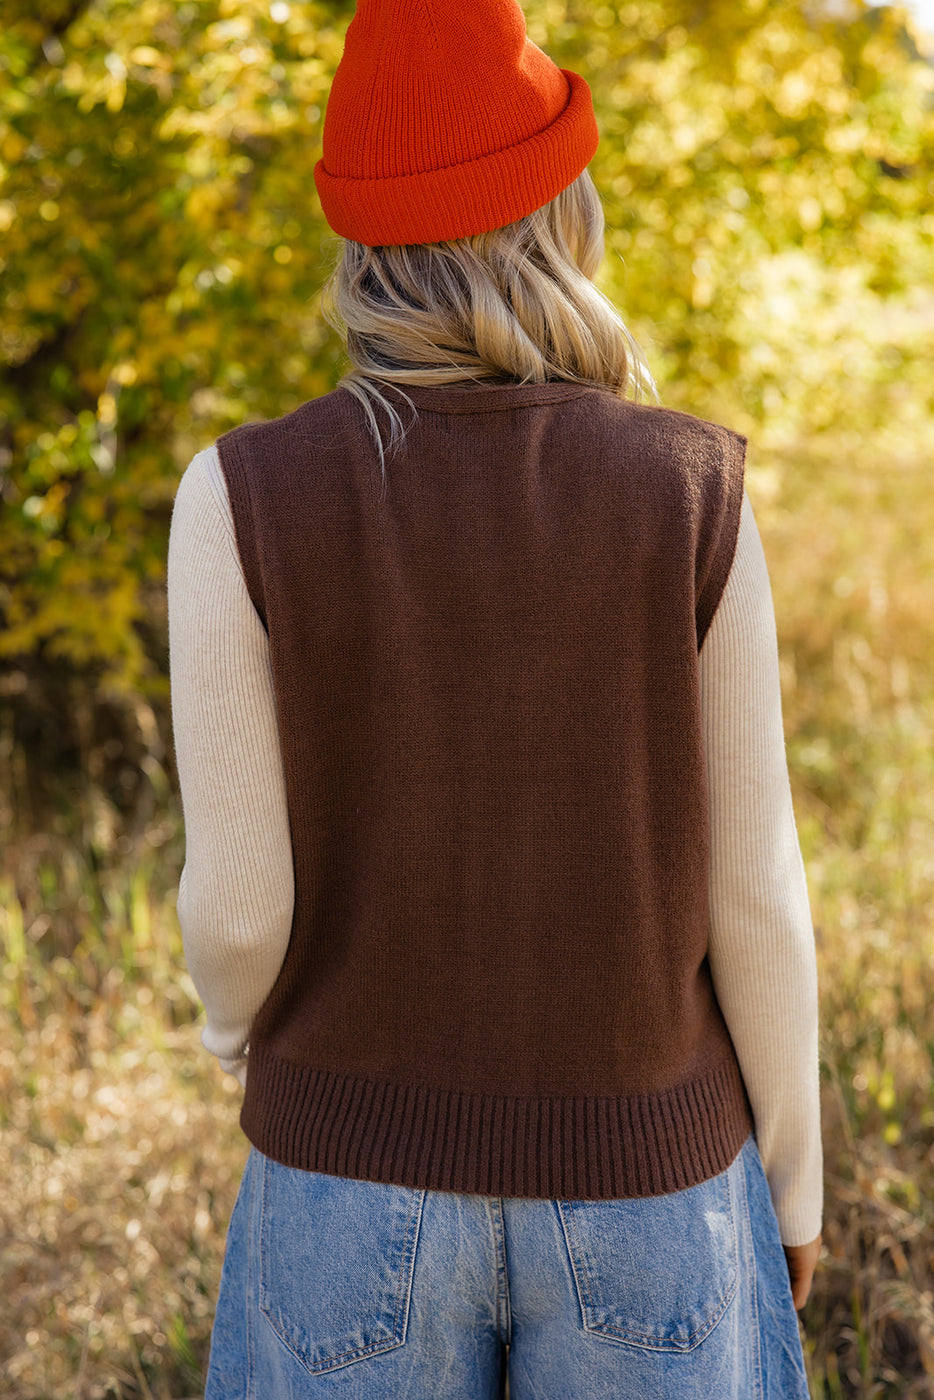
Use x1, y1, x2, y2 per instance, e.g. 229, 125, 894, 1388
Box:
1, 0, 932, 705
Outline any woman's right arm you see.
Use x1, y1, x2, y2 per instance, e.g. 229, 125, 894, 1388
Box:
700, 492, 823, 1275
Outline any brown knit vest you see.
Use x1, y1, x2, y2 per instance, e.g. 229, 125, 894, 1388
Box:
217, 380, 752, 1199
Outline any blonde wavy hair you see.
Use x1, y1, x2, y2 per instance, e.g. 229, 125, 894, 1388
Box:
322, 169, 655, 465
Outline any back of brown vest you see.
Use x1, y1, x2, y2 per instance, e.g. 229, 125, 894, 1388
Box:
217, 380, 752, 1199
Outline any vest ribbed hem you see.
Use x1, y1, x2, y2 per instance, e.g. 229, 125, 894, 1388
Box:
240, 1048, 753, 1200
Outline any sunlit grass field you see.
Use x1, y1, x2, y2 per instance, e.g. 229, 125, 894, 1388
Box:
2, 424, 933, 1398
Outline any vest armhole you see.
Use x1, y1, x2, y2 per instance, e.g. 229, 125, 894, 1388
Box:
216, 429, 269, 632
695, 428, 747, 650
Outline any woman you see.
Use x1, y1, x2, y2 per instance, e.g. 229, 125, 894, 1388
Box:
168, 1, 822, 1395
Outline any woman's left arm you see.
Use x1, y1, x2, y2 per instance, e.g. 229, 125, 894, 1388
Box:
167, 447, 294, 1085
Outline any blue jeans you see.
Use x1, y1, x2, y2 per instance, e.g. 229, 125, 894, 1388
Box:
205, 1134, 808, 1399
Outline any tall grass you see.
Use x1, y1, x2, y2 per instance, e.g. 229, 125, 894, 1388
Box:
757, 430, 934, 1397
2, 430, 933, 1398
0, 804, 242, 1400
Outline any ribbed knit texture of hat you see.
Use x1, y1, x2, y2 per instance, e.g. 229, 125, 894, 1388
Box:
314, 0, 600, 247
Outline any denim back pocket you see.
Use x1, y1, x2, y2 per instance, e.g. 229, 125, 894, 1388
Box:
558, 1165, 740, 1352
258, 1156, 425, 1374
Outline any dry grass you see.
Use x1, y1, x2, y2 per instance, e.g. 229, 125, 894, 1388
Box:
2, 428, 933, 1398
760, 428, 934, 1398
0, 840, 245, 1400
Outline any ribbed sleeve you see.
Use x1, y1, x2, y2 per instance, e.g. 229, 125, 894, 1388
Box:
167, 448, 294, 1085
700, 495, 823, 1246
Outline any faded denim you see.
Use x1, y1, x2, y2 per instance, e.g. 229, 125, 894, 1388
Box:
205, 1134, 808, 1399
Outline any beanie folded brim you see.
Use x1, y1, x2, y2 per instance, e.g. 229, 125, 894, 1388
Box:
314, 70, 599, 248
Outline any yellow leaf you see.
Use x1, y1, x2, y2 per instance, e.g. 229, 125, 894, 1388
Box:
128, 46, 168, 67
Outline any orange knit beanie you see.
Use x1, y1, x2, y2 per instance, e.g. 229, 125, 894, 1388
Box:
314, 0, 599, 247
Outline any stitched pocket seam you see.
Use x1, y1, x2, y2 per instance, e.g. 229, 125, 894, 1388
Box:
558, 1175, 739, 1352
258, 1161, 425, 1374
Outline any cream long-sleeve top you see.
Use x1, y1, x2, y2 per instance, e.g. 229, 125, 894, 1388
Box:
167, 442, 823, 1247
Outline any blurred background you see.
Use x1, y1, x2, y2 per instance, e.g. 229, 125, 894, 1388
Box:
1, 1, 932, 1395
